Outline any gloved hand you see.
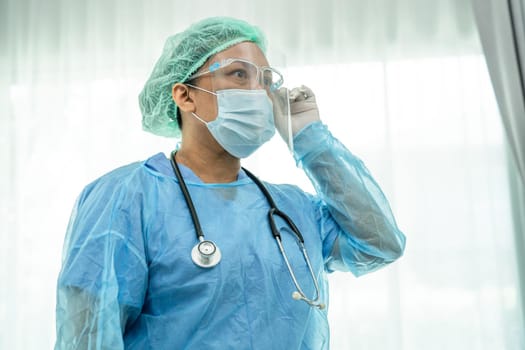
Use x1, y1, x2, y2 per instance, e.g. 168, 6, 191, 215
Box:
288, 85, 320, 135
272, 85, 321, 151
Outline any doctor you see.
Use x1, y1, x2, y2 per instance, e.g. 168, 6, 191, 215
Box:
55, 16, 406, 349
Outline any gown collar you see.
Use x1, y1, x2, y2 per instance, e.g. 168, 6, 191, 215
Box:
144, 152, 249, 184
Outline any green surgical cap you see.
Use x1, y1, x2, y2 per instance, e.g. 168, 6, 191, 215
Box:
139, 17, 267, 138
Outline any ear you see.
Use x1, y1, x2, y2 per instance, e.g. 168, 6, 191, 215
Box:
172, 83, 195, 113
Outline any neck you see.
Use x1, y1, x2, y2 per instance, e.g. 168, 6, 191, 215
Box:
174, 145, 241, 183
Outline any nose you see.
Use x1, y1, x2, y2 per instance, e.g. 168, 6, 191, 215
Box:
253, 79, 266, 90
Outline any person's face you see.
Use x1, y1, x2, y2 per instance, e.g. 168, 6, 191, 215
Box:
189, 41, 270, 122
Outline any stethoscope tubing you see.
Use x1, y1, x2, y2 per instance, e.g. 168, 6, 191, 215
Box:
170, 151, 324, 309
170, 152, 205, 240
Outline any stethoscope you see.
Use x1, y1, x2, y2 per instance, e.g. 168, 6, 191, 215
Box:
170, 151, 325, 309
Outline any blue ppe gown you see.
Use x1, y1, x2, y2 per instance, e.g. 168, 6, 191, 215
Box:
55, 122, 406, 349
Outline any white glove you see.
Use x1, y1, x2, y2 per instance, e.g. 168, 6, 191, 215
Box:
271, 85, 321, 153
288, 85, 320, 135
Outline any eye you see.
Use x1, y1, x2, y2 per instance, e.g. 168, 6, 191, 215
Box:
231, 69, 248, 80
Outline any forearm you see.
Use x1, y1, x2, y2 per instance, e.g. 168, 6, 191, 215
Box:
293, 122, 406, 260
55, 286, 127, 350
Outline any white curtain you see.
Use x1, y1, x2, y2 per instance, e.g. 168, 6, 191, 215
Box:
1, 0, 523, 349
470, 0, 525, 336
471, 0, 525, 185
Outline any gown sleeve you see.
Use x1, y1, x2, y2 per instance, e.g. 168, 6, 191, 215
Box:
55, 175, 149, 349
293, 122, 406, 276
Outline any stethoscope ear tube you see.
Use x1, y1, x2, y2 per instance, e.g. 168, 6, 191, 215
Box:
244, 168, 323, 309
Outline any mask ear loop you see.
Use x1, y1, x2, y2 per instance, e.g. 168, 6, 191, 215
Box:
190, 112, 208, 125
185, 84, 218, 125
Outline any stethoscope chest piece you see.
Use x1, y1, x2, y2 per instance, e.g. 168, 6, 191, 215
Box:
191, 240, 221, 268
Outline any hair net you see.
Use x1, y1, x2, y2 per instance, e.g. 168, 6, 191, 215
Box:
139, 17, 267, 138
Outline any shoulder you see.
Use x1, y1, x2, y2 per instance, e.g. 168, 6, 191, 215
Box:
264, 182, 317, 208
78, 153, 168, 206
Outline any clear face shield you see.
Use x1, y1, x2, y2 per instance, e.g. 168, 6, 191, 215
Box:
184, 47, 294, 153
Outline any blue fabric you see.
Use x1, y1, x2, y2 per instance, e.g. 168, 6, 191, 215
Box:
55, 122, 405, 349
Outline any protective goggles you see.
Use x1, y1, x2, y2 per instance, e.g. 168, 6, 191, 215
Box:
186, 58, 284, 92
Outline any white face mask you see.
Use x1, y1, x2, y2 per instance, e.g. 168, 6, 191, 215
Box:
189, 86, 276, 158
